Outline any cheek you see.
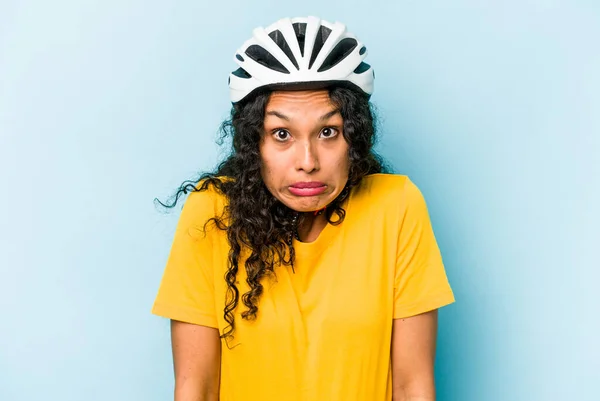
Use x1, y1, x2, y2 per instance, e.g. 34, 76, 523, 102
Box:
259, 149, 282, 188
335, 144, 351, 174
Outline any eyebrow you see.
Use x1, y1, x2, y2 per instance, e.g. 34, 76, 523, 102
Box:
265, 109, 340, 122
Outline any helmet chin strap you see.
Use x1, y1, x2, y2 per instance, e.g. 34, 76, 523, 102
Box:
313, 206, 327, 216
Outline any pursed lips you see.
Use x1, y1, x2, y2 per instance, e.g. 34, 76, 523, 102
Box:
290, 181, 326, 189
288, 182, 327, 196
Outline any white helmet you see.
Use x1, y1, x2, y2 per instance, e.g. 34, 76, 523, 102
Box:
229, 16, 374, 103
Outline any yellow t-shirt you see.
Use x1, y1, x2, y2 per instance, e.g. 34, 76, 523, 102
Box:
152, 173, 455, 400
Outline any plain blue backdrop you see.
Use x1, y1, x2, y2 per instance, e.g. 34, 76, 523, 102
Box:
1, 1, 598, 400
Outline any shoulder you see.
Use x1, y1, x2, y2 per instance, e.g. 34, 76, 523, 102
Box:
354, 173, 421, 200
351, 174, 428, 214
177, 177, 229, 229
356, 173, 410, 194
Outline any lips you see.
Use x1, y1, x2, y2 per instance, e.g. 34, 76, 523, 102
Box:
291, 181, 326, 189
289, 181, 327, 196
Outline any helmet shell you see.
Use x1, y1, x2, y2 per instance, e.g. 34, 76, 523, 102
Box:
229, 16, 374, 103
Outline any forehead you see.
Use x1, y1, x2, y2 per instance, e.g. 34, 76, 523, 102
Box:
266, 90, 336, 113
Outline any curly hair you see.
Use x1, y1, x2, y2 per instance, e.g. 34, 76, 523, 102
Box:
158, 86, 390, 341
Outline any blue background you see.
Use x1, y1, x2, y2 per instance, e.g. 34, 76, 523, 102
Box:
1, 1, 598, 400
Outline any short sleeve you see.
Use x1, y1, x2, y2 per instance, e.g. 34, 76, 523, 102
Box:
151, 189, 219, 328
393, 178, 455, 319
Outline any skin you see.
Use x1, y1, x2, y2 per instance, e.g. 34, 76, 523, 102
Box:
392, 310, 439, 400
171, 320, 220, 401
171, 89, 439, 401
260, 90, 350, 242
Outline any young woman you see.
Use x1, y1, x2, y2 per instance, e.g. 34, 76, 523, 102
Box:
152, 16, 455, 401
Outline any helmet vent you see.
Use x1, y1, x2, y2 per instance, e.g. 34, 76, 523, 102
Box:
269, 30, 299, 70
317, 38, 358, 72
308, 26, 332, 69
245, 45, 290, 74
292, 22, 307, 57
232, 67, 252, 79
353, 62, 371, 74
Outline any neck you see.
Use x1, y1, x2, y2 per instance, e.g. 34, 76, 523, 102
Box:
296, 211, 328, 243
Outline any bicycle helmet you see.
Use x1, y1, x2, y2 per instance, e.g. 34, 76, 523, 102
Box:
228, 16, 374, 103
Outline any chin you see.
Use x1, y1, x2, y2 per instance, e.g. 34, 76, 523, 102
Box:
284, 194, 335, 213
290, 205, 321, 213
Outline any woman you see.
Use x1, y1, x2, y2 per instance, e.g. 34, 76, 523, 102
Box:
152, 16, 455, 401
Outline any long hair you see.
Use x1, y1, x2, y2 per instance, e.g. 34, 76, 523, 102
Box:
157, 86, 390, 341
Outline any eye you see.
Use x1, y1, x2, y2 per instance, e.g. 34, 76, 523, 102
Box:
273, 129, 291, 142
319, 127, 339, 139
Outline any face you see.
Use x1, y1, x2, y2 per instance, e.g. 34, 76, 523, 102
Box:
259, 90, 350, 212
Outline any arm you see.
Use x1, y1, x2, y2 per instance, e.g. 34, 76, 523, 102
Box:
171, 320, 221, 401
391, 309, 439, 401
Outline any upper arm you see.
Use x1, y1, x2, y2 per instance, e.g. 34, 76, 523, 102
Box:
171, 320, 221, 401
391, 310, 438, 400
391, 179, 453, 399
151, 189, 223, 399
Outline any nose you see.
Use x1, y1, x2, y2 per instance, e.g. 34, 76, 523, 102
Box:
295, 139, 319, 173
